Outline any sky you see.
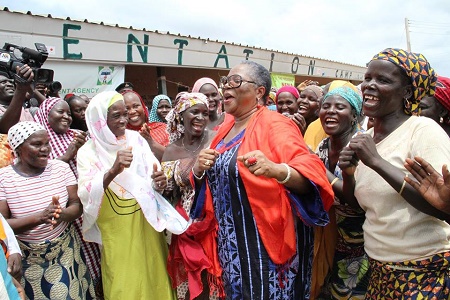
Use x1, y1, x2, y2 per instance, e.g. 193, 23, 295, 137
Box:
1, 0, 450, 75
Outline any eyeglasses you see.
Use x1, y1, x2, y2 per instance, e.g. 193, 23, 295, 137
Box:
219, 74, 257, 89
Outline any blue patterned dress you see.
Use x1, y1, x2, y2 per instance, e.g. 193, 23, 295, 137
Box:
206, 130, 316, 300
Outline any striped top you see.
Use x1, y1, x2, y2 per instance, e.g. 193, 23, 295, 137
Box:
0, 160, 77, 243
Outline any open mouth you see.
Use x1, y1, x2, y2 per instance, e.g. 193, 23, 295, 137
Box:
129, 115, 140, 122
363, 94, 380, 108
324, 117, 339, 126
192, 122, 205, 131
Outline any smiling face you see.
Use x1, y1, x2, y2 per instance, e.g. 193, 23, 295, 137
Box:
319, 95, 355, 136
123, 92, 146, 127
48, 101, 72, 134
0, 75, 15, 104
361, 60, 412, 118
221, 64, 264, 118
298, 89, 320, 122
107, 100, 128, 137
181, 103, 209, 137
199, 83, 221, 114
16, 130, 51, 170
276, 92, 299, 115
156, 99, 172, 121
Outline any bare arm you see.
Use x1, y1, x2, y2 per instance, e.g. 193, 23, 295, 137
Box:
0, 65, 34, 134
0, 199, 60, 234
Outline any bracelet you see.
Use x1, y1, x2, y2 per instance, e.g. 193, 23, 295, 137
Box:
330, 177, 339, 187
399, 176, 407, 195
192, 167, 205, 180
276, 163, 291, 184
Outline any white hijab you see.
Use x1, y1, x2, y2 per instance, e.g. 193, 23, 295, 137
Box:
77, 91, 189, 244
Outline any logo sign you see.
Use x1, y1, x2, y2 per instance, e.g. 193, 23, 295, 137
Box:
97, 66, 114, 85
0, 52, 10, 63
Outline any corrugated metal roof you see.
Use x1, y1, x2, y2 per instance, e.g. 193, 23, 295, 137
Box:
1, 6, 365, 68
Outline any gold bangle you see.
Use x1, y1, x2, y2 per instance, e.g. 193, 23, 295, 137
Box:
330, 177, 339, 187
399, 178, 407, 195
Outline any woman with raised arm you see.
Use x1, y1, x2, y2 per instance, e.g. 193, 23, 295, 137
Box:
77, 91, 188, 299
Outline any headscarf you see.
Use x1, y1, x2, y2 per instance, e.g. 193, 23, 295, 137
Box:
329, 80, 360, 94
275, 86, 300, 103
434, 76, 450, 112
192, 77, 219, 94
34, 97, 78, 176
303, 85, 324, 99
78, 91, 189, 244
149, 94, 171, 123
323, 86, 363, 116
120, 90, 150, 130
7, 121, 45, 162
371, 48, 437, 103
165, 92, 209, 143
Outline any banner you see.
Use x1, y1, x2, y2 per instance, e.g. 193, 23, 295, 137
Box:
270, 73, 295, 89
43, 61, 125, 99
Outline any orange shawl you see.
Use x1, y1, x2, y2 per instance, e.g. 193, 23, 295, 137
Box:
192, 106, 333, 293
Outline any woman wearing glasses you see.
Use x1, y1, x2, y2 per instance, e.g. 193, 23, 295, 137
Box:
190, 61, 334, 299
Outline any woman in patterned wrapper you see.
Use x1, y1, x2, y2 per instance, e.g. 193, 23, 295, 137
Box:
0, 121, 95, 299
34, 97, 103, 298
339, 48, 450, 299
161, 92, 217, 300
191, 61, 334, 300
316, 84, 370, 299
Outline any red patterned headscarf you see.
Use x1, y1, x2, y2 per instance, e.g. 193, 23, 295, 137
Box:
435, 76, 450, 112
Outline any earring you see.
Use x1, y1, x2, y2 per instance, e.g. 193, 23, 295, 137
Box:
403, 97, 412, 111
351, 119, 357, 127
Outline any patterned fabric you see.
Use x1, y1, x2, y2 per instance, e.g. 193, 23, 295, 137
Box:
149, 122, 170, 146
6, 121, 45, 162
275, 85, 300, 103
0, 134, 12, 168
366, 252, 450, 299
149, 94, 172, 123
371, 48, 437, 103
19, 225, 95, 300
33, 99, 102, 292
165, 92, 208, 143
163, 158, 218, 300
78, 91, 189, 245
323, 86, 363, 116
33, 97, 78, 175
316, 138, 370, 299
206, 132, 314, 299
191, 107, 333, 298
435, 76, 450, 123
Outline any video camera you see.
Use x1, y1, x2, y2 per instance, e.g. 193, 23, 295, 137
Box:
0, 42, 54, 84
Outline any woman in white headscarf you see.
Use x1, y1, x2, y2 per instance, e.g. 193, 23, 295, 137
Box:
77, 91, 188, 299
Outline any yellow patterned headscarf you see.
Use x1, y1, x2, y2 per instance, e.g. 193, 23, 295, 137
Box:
371, 48, 437, 104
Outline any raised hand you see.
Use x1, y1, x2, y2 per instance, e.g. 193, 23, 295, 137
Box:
405, 156, 450, 214
110, 146, 133, 176
151, 163, 167, 191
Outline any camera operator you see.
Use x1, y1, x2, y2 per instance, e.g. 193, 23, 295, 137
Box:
0, 65, 36, 134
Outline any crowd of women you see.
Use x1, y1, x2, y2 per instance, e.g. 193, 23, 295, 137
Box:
0, 46, 449, 300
